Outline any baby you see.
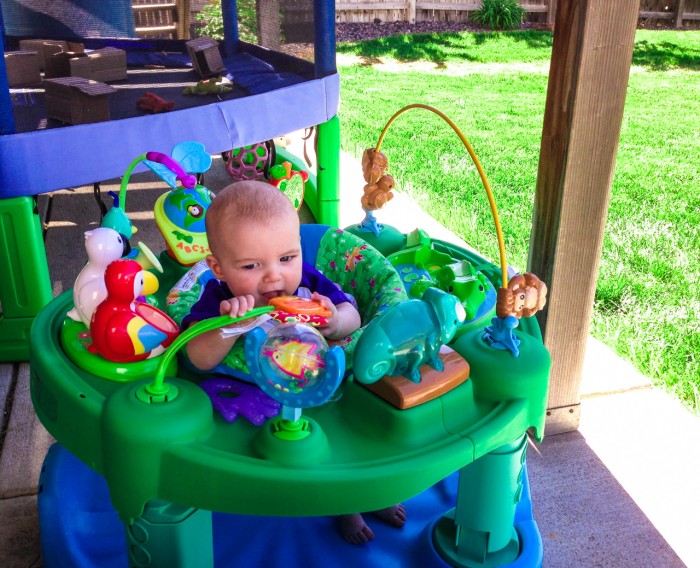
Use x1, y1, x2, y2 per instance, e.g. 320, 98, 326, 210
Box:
183, 180, 405, 544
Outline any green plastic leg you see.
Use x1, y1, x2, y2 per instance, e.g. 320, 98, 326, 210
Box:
0, 196, 53, 361
315, 115, 340, 227
125, 501, 213, 568
433, 434, 528, 567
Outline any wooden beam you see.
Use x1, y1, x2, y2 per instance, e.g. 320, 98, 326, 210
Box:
336, 2, 408, 10
639, 10, 674, 19
674, 0, 686, 27
176, 0, 190, 40
547, 0, 557, 26
528, 0, 641, 434
415, 1, 479, 9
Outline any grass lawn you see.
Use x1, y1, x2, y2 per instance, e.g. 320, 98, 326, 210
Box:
337, 29, 700, 410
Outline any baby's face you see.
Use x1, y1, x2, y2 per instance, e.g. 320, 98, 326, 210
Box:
209, 212, 303, 308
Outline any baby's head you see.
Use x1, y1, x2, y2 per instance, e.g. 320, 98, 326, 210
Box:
205, 180, 303, 308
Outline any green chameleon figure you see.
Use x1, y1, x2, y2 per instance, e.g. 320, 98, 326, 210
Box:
183, 77, 234, 96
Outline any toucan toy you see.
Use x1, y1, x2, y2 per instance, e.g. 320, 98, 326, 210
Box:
89, 259, 179, 363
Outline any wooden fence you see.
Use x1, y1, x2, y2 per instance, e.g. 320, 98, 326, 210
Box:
335, 0, 700, 27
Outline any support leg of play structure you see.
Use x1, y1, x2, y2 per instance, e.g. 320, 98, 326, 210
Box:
125, 501, 213, 568
315, 115, 341, 228
0, 196, 53, 361
433, 435, 528, 568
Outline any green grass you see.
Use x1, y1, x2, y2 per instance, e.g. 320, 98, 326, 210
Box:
338, 29, 700, 410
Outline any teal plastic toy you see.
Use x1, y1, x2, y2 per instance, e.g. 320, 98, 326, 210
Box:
353, 287, 466, 384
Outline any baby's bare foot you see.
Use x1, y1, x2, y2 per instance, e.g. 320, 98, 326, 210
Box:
337, 513, 375, 545
371, 504, 407, 528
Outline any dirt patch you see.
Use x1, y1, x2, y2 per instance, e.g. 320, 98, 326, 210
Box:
336, 19, 684, 42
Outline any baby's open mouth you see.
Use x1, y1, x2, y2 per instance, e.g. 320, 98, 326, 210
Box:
262, 290, 285, 301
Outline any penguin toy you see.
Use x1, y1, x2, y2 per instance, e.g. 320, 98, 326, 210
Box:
67, 227, 126, 327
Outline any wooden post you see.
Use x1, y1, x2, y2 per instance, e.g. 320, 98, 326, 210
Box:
674, 0, 686, 28
547, 0, 557, 27
528, 0, 641, 435
408, 0, 417, 24
176, 0, 191, 39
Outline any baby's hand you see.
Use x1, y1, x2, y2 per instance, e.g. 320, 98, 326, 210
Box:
219, 295, 256, 326
311, 293, 341, 338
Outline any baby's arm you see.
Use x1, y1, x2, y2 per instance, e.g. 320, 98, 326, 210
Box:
311, 292, 362, 340
185, 295, 257, 370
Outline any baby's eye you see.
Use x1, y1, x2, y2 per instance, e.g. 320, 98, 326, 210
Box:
280, 255, 296, 263
242, 263, 257, 270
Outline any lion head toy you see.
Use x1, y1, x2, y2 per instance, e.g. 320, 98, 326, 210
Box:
496, 273, 548, 319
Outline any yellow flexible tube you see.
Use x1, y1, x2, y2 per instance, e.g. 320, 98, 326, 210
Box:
375, 104, 508, 289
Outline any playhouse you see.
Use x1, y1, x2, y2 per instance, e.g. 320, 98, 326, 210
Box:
0, 1, 550, 567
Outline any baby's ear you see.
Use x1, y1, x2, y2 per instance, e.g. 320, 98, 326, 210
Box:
206, 254, 225, 281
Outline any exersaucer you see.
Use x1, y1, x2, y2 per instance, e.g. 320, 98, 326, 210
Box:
31, 107, 550, 567
32, 246, 549, 567
32, 243, 548, 568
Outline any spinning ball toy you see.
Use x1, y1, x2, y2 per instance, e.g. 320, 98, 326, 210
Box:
259, 323, 329, 396
245, 322, 344, 440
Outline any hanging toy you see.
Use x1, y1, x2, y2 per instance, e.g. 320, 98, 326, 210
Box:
144, 142, 215, 266
224, 140, 275, 181
483, 273, 548, 356
268, 161, 308, 211
357, 148, 396, 237
362, 104, 549, 357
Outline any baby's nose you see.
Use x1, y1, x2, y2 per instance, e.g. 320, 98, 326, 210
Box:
263, 265, 281, 282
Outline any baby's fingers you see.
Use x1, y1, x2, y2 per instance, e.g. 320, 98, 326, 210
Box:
231, 295, 257, 317
311, 292, 336, 315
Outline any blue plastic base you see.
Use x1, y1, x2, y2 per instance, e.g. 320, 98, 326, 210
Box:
38, 443, 543, 568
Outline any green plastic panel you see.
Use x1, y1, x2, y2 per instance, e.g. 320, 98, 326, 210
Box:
0, 196, 53, 361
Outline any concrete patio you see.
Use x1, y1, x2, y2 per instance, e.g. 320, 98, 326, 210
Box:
1, 142, 698, 567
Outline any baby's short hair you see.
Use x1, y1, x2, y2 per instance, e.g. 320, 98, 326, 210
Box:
206, 180, 296, 257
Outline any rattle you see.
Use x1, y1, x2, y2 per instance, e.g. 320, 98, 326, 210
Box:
268, 296, 332, 326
